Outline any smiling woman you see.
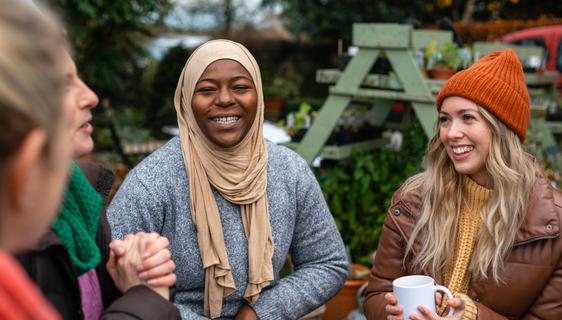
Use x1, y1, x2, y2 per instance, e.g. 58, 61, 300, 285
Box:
364, 49, 562, 319
108, 39, 348, 319
191, 59, 258, 147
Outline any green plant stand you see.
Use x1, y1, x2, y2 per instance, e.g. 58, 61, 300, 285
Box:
294, 23, 452, 163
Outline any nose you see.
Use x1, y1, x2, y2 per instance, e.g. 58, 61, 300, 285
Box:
447, 119, 464, 140
78, 78, 99, 110
215, 86, 234, 107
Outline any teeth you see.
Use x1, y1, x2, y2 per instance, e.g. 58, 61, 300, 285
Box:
452, 146, 474, 154
212, 116, 239, 124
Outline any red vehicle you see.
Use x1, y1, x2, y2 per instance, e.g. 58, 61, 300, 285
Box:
501, 25, 562, 93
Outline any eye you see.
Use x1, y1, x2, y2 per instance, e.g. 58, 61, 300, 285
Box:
438, 115, 450, 125
233, 85, 250, 92
462, 114, 476, 121
196, 87, 216, 94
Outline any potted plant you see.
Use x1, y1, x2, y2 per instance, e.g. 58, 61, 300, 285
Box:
425, 41, 464, 79
277, 102, 314, 142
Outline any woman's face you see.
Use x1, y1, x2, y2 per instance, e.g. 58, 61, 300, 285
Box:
191, 59, 258, 148
439, 96, 492, 186
62, 52, 99, 158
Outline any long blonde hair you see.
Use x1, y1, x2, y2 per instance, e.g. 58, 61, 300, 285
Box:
404, 107, 537, 282
0, 1, 65, 177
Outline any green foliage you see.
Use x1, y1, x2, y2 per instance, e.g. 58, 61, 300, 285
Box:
318, 123, 427, 265
47, 0, 169, 104
261, 0, 426, 42
425, 41, 464, 70
143, 45, 190, 137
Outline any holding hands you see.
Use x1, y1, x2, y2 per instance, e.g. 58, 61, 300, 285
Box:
106, 232, 176, 300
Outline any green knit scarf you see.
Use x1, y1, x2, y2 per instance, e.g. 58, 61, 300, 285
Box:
52, 162, 102, 275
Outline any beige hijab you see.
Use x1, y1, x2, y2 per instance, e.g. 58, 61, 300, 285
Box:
173, 39, 274, 318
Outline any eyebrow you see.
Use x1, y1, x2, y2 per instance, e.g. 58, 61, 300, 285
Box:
196, 75, 252, 84
440, 108, 478, 115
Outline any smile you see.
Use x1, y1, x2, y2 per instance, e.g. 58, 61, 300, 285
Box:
452, 146, 474, 154
212, 116, 240, 125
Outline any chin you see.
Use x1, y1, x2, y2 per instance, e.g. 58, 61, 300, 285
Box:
73, 141, 94, 158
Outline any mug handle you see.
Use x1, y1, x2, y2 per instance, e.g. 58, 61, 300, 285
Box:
433, 285, 455, 316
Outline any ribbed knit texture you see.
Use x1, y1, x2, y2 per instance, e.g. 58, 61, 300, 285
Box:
439, 176, 491, 317
52, 162, 102, 275
436, 49, 530, 142
455, 293, 478, 320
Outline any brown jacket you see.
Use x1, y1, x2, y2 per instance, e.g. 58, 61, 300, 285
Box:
364, 171, 562, 319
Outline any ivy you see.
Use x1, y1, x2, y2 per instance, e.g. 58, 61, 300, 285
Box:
318, 123, 427, 265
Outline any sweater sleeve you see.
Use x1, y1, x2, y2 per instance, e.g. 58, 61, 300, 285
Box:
101, 285, 180, 319
251, 158, 349, 319
107, 169, 165, 239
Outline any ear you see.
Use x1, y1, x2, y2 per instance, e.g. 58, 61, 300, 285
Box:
6, 128, 48, 212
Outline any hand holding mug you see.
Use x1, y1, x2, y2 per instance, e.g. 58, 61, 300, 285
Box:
392, 275, 458, 319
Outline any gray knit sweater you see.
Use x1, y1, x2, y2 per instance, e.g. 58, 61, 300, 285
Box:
107, 137, 348, 319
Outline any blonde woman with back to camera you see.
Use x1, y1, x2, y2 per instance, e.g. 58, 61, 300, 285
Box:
0, 1, 69, 318
364, 49, 561, 319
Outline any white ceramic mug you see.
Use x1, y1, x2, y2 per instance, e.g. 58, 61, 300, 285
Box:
392, 275, 455, 318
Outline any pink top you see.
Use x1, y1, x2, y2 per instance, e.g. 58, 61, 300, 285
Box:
78, 269, 103, 320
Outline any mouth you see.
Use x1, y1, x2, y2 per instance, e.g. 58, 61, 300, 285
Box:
451, 146, 474, 160
452, 145, 474, 155
78, 118, 93, 134
210, 115, 241, 126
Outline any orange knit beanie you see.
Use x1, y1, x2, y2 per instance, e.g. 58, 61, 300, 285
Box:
436, 49, 530, 141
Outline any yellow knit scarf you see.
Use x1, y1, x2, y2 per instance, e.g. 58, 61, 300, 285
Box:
439, 176, 492, 319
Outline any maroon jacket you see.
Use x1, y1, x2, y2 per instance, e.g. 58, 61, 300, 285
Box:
364, 170, 562, 319
16, 161, 180, 320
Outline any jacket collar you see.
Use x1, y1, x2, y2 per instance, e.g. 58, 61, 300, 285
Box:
514, 172, 560, 244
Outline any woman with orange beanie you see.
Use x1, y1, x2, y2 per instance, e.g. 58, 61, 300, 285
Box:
364, 49, 561, 319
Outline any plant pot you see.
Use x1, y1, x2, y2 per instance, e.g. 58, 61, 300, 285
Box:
426, 67, 456, 80
323, 264, 369, 320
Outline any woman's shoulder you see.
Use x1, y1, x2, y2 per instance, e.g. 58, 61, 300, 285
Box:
125, 137, 185, 184
390, 173, 425, 213
265, 140, 310, 172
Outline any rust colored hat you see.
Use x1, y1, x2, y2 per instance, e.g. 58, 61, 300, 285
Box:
436, 49, 530, 141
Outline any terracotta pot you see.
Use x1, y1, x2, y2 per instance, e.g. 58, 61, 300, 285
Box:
323, 264, 369, 320
426, 67, 456, 80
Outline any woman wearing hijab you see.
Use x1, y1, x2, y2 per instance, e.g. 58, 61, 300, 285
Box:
108, 39, 348, 319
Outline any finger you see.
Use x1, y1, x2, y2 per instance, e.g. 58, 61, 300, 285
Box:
106, 250, 117, 275
384, 292, 398, 305
448, 298, 465, 314
139, 248, 172, 272
143, 236, 170, 259
124, 234, 135, 242
435, 292, 443, 305
109, 240, 127, 256
417, 306, 439, 320
139, 260, 175, 280
138, 232, 159, 258
147, 273, 177, 287
384, 303, 404, 316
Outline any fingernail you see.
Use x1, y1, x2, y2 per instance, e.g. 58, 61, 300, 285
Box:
136, 264, 145, 272
139, 271, 148, 279
143, 252, 150, 258
147, 279, 156, 285
116, 247, 125, 255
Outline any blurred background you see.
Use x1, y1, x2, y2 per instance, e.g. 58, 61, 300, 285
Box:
39, 1, 562, 317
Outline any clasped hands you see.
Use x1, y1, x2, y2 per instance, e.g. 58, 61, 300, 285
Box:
106, 232, 176, 300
